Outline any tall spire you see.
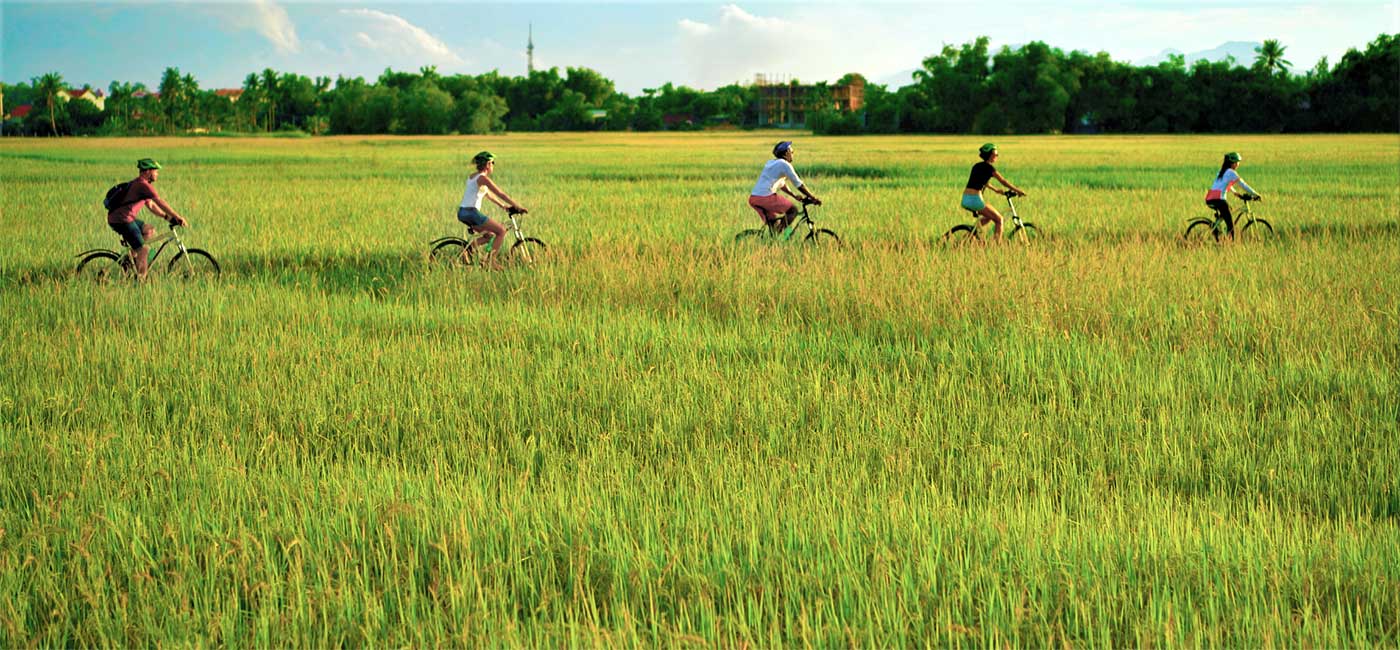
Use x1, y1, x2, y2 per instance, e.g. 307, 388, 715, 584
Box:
527, 23, 535, 74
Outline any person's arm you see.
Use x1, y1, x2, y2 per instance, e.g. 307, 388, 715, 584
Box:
478, 176, 526, 212
1232, 174, 1259, 199
149, 196, 188, 226
784, 162, 820, 204
992, 171, 1025, 196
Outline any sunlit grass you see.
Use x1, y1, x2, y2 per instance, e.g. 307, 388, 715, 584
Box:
1, 133, 1397, 646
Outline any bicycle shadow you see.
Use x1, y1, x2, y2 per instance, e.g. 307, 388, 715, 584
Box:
4, 250, 429, 297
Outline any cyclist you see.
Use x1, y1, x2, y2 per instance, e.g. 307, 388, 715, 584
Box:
459, 151, 527, 268
961, 143, 1026, 239
1203, 152, 1261, 238
748, 140, 821, 239
106, 158, 188, 280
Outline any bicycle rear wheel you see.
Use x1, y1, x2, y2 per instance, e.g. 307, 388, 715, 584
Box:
75, 251, 127, 283
430, 238, 473, 268
510, 237, 547, 265
1183, 218, 1219, 242
734, 228, 768, 243
169, 249, 221, 279
942, 224, 979, 245
803, 228, 841, 247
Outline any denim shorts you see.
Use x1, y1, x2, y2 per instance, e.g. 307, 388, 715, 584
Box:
457, 207, 489, 227
109, 219, 147, 249
960, 194, 986, 212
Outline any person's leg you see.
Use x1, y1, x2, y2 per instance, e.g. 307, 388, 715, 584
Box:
780, 205, 799, 232
113, 220, 150, 279
1219, 204, 1235, 239
474, 219, 508, 267
977, 206, 1004, 237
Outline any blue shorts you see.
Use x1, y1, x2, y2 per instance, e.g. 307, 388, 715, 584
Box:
457, 207, 489, 228
960, 194, 986, 212
109, 219, 147, 249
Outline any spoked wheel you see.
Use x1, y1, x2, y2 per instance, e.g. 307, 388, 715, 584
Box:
510, 237, 547, 265
1241, 219, 1274, 238
942, 224, 979, 245
75, 251, 128, 283
803, 228, 841, 247
430, 238, 474, 268
1183, 218, 1221, 242
734, 228, 769, 243
168, 249, 221, 279
1009, 222, 1038, 242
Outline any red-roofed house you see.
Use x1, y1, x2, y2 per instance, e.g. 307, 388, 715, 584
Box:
214, 88, 244, 102
8, 104, 33, 119
58, 87, 105, 111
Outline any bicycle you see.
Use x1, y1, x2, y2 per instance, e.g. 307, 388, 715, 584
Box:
1183, 194, 1272, 241
942, 190, 1037, 243
75, 223, 220, 282
734, 197, 840, 246
429, 207, 546, 268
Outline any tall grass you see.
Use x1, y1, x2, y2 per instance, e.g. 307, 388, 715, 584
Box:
1, 133, 1397, 645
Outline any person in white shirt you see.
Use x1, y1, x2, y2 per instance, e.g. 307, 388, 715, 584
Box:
1203, 151, 1262, 238
747, 141, 822, 236
459, 151, 527, 268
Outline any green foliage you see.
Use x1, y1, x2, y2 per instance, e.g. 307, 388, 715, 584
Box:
5, 33, 1396, 137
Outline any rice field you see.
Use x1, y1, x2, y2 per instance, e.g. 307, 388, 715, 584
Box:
1, 132, 1397, 646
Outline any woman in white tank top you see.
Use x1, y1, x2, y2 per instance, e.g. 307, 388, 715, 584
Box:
458, 151, 528, 267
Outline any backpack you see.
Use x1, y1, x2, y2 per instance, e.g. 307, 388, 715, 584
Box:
103, 182, 131, 211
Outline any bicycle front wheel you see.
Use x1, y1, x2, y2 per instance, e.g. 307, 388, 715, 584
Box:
168, 249, 221, 279
430, 238, 473, 268
803, 228, 841, 247
1241, 218, 1274, 238
1009, 222, 1038, 241
510, 237, 547, 265
1183, 218, 1219, 242
75, 251, 127, 283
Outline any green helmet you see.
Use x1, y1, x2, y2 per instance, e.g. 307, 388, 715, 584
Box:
136, 158, 162, 171
472, 151, 495, 166
1224, 152, 1241, 162
979, 143, 997, 155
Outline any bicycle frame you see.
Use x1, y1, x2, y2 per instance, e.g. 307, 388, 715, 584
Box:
76, 224, 197, 271
430, 210, 529, 251
762, 200, 820, 239
963, 193, 1026, 229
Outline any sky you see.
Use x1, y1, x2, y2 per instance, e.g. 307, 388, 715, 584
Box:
3, 0, 1396, 95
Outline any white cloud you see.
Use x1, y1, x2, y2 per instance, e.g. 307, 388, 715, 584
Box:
207, 0, 300, 54
677, 4, 815, 88
675, 4, 930, 89
338, 8, 463, 66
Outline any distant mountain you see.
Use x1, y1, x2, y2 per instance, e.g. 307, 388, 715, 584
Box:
1136, 41, 1263, 67
873, 68, 919, 89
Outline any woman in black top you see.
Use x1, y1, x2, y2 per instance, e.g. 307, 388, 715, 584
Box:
961, 143, 1027, 238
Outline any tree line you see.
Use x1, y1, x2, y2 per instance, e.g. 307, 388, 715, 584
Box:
3, 33, 1395, 137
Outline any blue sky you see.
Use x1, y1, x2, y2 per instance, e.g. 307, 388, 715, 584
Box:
3, 1, 1396, 95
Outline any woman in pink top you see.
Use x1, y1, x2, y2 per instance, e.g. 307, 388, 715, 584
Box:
1204, 152, 1262, 238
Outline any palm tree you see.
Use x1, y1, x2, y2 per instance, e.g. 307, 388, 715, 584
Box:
1254, 40, 1293, 76
241, 73, 262, 132
261, 68, 280, 131
32, 72, 65, 135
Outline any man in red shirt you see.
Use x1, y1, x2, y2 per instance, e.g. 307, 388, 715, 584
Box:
108, 158, 188, 279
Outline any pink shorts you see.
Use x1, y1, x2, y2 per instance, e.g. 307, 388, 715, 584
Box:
748, 194, 794, 223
